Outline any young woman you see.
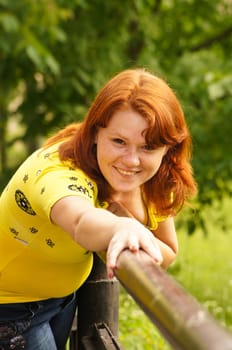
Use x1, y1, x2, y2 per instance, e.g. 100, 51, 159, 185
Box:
0, 68, 197, 349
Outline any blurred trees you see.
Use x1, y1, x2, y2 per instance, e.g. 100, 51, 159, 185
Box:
0, 0, 231, 232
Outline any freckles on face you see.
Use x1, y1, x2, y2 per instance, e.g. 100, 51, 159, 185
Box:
94, 107, 167, 193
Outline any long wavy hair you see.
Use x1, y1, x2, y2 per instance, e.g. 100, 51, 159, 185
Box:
44, 68, 197, 215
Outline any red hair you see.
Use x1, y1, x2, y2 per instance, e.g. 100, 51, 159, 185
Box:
45, 68, 197, 215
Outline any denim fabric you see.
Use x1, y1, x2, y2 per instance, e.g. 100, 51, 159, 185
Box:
0, 293, 77, 350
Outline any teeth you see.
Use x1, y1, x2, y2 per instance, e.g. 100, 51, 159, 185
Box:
117, 168, 136, 175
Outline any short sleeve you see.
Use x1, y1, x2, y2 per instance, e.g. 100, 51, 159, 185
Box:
29, 161, 97, 220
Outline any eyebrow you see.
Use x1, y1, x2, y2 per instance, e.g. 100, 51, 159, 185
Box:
108, 128, 147, 139
108, 130, 128, 139
108, 130, 148, 146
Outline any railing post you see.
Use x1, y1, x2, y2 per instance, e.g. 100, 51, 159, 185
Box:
76, 253, 120, 349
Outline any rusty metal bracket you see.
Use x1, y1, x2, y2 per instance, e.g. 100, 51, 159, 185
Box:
81, 322, 123, 350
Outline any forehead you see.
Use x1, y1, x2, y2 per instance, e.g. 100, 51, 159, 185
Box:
106, 108, 148, 134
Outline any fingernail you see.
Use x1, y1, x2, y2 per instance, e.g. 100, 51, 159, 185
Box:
108, 271, 113, 279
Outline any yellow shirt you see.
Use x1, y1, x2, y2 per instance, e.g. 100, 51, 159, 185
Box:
0, 143, 166, 303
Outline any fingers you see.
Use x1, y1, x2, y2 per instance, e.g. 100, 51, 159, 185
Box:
106, 228, 163, 279
138, 230, 163, 263
140, 239, 163, 265
106, 236, 126, 278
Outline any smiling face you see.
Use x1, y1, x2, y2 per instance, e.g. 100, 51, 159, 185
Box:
95, 107, 167, 196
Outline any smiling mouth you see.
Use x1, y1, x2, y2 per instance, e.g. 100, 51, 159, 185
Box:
116, 167, 139, 176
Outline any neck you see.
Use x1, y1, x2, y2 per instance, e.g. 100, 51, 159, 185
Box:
109, 189, 148, 225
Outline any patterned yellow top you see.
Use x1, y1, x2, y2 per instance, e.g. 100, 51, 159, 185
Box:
0, 143, 166, 303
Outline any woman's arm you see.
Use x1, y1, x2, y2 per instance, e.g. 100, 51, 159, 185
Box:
152, 217, 178, 269
50, 196, 163, 278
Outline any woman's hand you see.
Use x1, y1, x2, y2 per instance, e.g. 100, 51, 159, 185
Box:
107, 202, 163, 278
107, 201, 178, 275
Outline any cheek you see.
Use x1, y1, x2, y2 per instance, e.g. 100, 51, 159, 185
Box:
97, 142, 112, 160
147, 156, 164, 173
98, 141, 121, 160
96, 143, 114, 173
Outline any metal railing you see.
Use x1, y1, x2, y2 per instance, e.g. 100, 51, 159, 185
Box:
70, 250, 232, 350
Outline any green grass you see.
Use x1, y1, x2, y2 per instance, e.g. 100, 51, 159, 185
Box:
119, 288, 172, 350
119, 197, 232, 349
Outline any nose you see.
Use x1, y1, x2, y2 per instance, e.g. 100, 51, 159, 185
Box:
122, 149, 140, 167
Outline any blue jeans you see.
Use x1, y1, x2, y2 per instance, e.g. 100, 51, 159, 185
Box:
0, 293, 77, 350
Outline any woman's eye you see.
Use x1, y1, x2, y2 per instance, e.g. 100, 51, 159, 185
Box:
143, 144, 154, 151
113, 138, 125, 145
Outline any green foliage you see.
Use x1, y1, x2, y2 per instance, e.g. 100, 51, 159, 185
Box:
0, 0, 231, 232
